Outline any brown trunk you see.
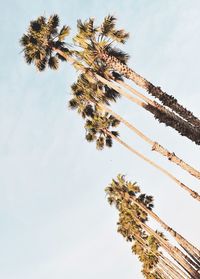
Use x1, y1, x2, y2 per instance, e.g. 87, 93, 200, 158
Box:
104, 130, 200, 201
144, 103, 200, 145
116, 79, 200, 145
55, 48, 200, 200
55, 48, 200, 144
57, 47, 200, 179
96, 72, 200, 145
100, 51, 200, 128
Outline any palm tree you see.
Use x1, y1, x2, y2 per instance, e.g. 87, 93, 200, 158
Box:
20, 14, 200, 200
69, 73, 200, 179
69, 73, 200, 189
95, 73, 200, 145
73, 15, 200, 128
105, 175, 200, 264
78, 103, 200, 201
20, 14, 71, 71
105, 175, 200, 278
72, 20, 200, 144
20, 15, 200, 145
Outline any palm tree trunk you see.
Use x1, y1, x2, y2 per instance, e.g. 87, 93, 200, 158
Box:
157, 261, 179, 279
133, 216, 200, 278
55, 48, 200, 200
96, 74, 200, 145
159, 254, 190, 279
104, 129, 200, 202
54, 48, 200, 145
100, 104, 200, 180
155, 267, 170, 278
122, 189, 200, 264
99, 51, 200, 128
116, 79, 200, 142
133, 233, 189, 279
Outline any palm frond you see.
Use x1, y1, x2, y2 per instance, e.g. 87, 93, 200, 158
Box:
48, 56, 59, 70
111, 131, 119, 137
30, 20, 42, 32
100, 15, 116, 36
106, 135, 113, 147
96, 136, 105, 150
85, 133, 96, 142
20, 34, 30, 46
59, 25, 70, 41
111, 29, 129, 44
69, 98, 79, 109
48, 14, 59, 29
35, 58, 47, 71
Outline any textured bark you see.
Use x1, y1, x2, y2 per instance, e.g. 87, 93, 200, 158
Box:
100, 51, 200, 128
152, 142, 200, 180
96, 72, 200, 145
105, 130, 200, 202
55, 48, 200, 145
55, 48, 200, 200
116, 79, 200, 145
101, 104, 200, 180
145, 103, 200, 145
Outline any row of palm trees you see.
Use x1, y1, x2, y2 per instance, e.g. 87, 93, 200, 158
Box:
20, 14, 200, 278
105, 175, 200, 278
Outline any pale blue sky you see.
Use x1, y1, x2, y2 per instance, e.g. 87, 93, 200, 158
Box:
0, 1, 200, 278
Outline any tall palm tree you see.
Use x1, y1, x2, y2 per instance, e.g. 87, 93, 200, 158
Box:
94, 72, 200, 145
79, 105, 200, 201
72, 21, 200, 144
73, 15, 200, 128
105, 175, 200, 264
20, 14, 200, 200
20, 15, 200, 145
69, 73, 200, 180
105, 175, 200, 278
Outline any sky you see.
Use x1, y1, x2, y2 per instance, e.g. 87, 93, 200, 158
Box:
0, 1, 200, 278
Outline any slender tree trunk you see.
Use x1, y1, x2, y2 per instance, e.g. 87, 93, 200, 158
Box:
133, 233, 189, 279
116, 79, 200, 144
55, 48, 200, 145
159, 254, 190, 279
155, 267, 169, 279
96, 73, 200, 145
133, 215, 200, 278
157, 261, 179, 278
122, 190, 200, 264
104, 129, 200, 201
99, 51, 200, 128
55, 48, 200, 200
100, 104, 200, 180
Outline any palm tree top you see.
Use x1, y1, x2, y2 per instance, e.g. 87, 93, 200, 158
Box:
84, 110, 120, 150
20, 14, 71, 71
73, 15, 130, 69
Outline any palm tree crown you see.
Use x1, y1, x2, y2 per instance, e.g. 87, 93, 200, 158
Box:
20, 14, 71, 71
73, 15, 129, 72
